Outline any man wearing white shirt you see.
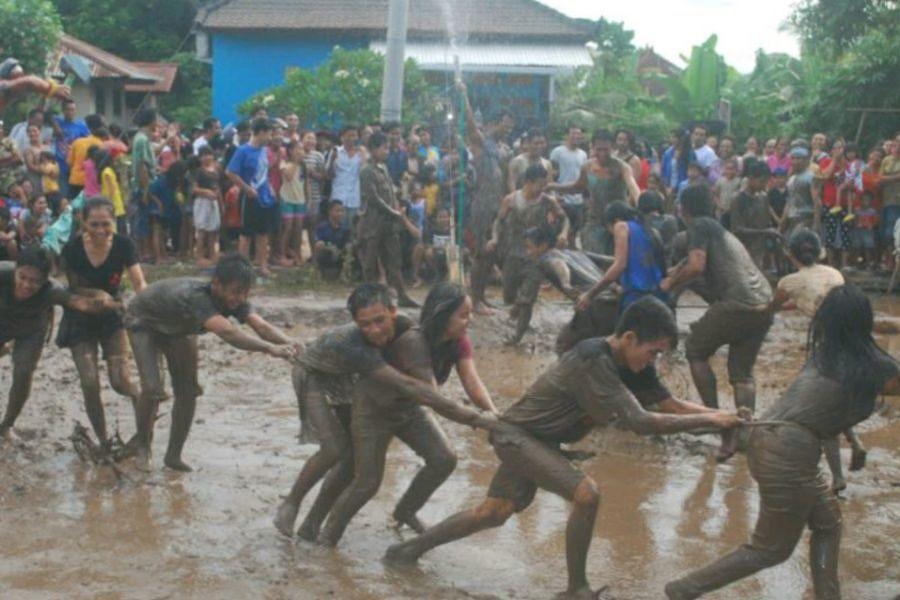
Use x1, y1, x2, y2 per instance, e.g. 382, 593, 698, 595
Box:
550, 126, 587, 245
9, 108, 52, 153
192, 117, 221, 155
691, 124, 717, 175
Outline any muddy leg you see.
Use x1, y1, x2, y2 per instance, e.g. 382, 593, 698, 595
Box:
561, 478, 601, 598
161, 335, 199, 472
845, 428, 866, 471
808, 490, 842, 599
822, 437, 845, 493
470, 251, 495, 313
103, 330, 141, 412
392, 408, 457, 532
385, 497, 516, 563
296, 452, 354, 541
70, 342, 108, 443
274, 384, 350, 538
382, 233, 418, 308
0, 332, 45, 436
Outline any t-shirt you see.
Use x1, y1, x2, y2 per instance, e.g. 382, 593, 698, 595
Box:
407, 199, 426, 231
83, 160, 101, 197
550, 145, 587, 206
776, 264, 844, 317
714, 176, 742, 214
61, 234, 137, 297
100, 167, 125, 217
303, 150, 325, 211
194, 166, 221, 197
730, 191, 772, 264
130, 131, 157, 191
786, 169, 816, 219
0, 261, 70, 341
688, 216, 772, 308
149, 176, 179, 220
124, 277, 252, 337
300, 316, 413, 378
279, 161, 307, 205
227, 143, 275, 208
881, 155, 900, 207
768, 187, 788, 219
315, 220, 351, 249
502, 338, 670, 444
855, 207, 878, 230
67, 135, 102, 186
762, 358, 898, 439
694, 145, 717, 171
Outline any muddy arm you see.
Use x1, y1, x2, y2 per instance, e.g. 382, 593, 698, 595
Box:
246, 313, 295, 345
368, 364, 496, 429
655, 397, 717, 415
204, 314, 290, 357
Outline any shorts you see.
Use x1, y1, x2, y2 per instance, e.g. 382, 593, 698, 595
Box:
881, 205, 900, 244
486, 422, 585, 512
852, 228, 875, 250
240, 192, 279, 236
56, 308, 124, 351
193, 197, 221, 232
685, 302, 774, 383
823, 209, 850, 250
562, 203, 584, 233
281, 202, 307, 220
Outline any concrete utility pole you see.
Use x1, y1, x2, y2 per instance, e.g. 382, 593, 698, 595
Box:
380, 0, 409, 123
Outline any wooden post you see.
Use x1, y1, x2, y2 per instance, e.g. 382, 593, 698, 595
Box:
854, 110, 868, 145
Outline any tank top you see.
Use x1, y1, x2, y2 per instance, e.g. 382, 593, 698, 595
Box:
621, 220, 662, 294
506, 190, 553, 258
586, 160, 626, 224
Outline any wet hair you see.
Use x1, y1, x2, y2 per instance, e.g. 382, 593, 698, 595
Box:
420, 281, 467, 354
637, 190, 665, 215
213, 253, 254, 288
367, 131, 388, 151
808, 285, 897, 421
347, 282, 395, 317
525, 225, 557, 248
680, 185, 714, 218
523, 163, 548, 182
16, 245, 53, 279
591, 129, 613, 145
251, 118, 271, 134
82, 196, 115, 220
603, 200, 638, 225
788, 228, 822, 266
133, 108, 157, 128
615, 295, 678, 345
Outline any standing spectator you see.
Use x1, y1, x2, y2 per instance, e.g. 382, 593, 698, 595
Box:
713, 158, 742, 223
284, 113, 301, 143
38, 151, 62, 216
94, 149, 126, 233
417, 128, 440, 166
762, 138, 777, 158
148, 161, 188, 264
301, 130, 325, 254
279, 140, 310, 265
82, 145, 102, 198
710, 135, 740, 182
131, 109, 159, 262
314, 200, 350, 280
384, 121, 408, 187
227, 118, 278, 277
67, 114, 104, 200
766, 137, 792, 175
861, 147, 884, 208
730, 160, 777, 269
54, 99, 89, 198
192, 117, 221, 155
550, 126, 587, 246
0, 205, 17, 260
329, 125, 364, 227
690, 124, 717, 174
810, 132, 829, 162
783, 147, 819, 234
818, 139, 851, 267
10, 108, 52, 153
507, 128, 552, 192
0, 122, 24, 197
223, 120, 251, 167
742, 136, 761, 163
613, 128, 642, 182
266, 129, 286, 263
17, 195, 50, 247
22, 124, 47, 196
768, 167, 789, 231
192, 146, 222, 267
660, 129, 679, 191
878, 133, 900, 261
852, 191, 879, 270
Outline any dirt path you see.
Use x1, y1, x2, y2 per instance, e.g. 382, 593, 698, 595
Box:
1, 287, 898, 599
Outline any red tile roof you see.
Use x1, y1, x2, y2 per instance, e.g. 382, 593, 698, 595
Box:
197, 0, 590, 41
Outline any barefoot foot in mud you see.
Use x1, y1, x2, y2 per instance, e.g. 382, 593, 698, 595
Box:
384, 541, 421, 565
273, 502, 299, 538
134, 447, 152, 472
163, 455, 193, 472
831, 478, 847, 495
392, 511, 427, 534
849, 447, 867, 471
296, 522, 319, 543
553, 584, 611, 600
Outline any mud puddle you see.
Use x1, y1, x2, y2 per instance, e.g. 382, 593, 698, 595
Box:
1, 287, 899, 599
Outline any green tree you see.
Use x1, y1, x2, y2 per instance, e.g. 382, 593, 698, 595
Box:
660, 35, 728, 123
0, 0, 62, 74
238, 48, 441, 129
724, 51, 806, 141
158, 52, 211, 127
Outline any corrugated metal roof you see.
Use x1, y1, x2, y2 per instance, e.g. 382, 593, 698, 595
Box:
197, 0, 591, 40
369, 41, 592, 73
49, 34, 160, 83
125, 62, 179, 93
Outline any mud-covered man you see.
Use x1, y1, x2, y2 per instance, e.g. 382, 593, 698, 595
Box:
488, 164, 568, 344
275, 283, 498, 540
358, 132, 418, 307
1, 246, 121, 439
125, 253, 298, 472
661, 185, 774, 461
385, 297, 742, 599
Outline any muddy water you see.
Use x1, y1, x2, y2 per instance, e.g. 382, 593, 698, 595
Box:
2, 289, 899, 599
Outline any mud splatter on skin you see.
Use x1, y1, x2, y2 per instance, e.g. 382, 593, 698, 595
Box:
1, 287, 898, 599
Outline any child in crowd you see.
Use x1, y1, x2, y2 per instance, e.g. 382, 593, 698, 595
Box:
768, 167, 789, 231
39, 150, 64, 216
414, 204, 453, 283
147, 161, 188, 264
82, 146, 102, 198
0, 205, 17, 261
713, 157, 742, 224
4, 181, 27, 221
404, 182, 427, 285
192, 147, 222, 267
94, 149, 126, 233
419, 163, 440, 218
852, 191, 879, 270
314, 199, 350, 281
279, 140, 310, 266
17, 195, 50, 247
675, 162, 705, 216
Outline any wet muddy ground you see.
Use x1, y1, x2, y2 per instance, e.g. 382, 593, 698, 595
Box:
2, 277, 899, 599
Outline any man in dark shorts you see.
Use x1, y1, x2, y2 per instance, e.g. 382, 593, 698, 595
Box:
274, 283, 498, 540
226, 118, 278, 277
385, 297, 741, 599
661, 185, 774, 461
1, 247, 120, 440
125, 253, 298, 472
358, 132, 418, 307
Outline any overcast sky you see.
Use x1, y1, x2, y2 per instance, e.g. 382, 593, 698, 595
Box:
542, 0, 801, 73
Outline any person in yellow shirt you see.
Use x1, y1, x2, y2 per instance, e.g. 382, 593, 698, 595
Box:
38, 150, 66, 216
94, 149, 126, 233
67, 114, 104, 199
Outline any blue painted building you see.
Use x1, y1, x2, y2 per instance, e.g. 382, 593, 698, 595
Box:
194, 0, 593, 125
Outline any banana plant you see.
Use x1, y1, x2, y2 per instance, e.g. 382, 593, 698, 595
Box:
659, 35, 728, 122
